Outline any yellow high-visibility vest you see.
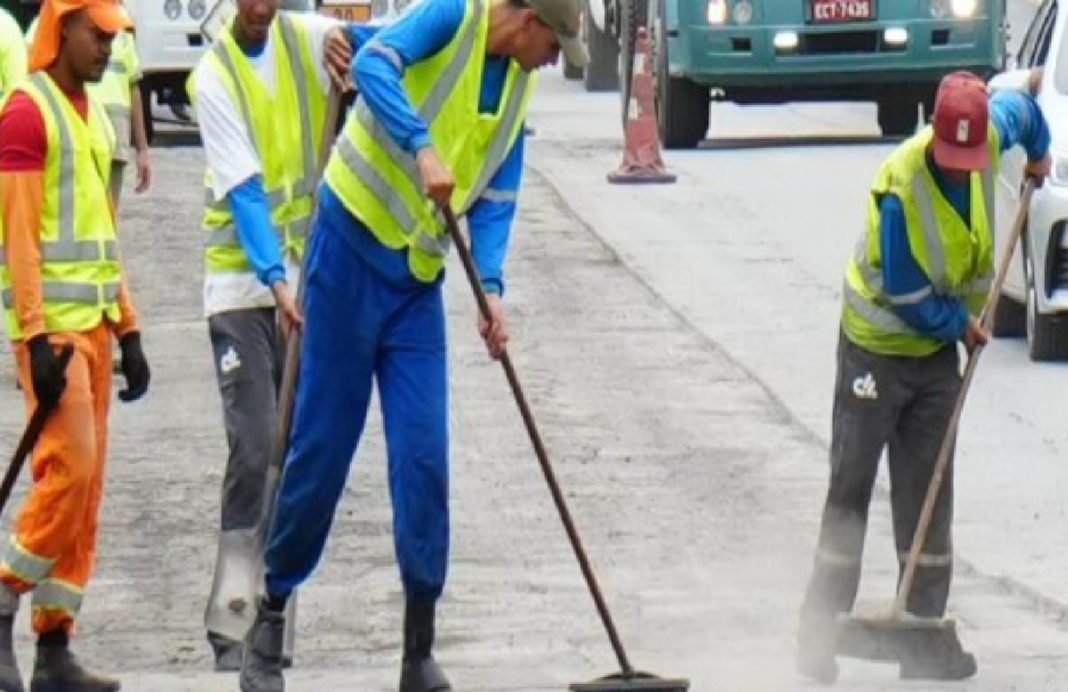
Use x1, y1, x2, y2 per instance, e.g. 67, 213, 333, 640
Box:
188, 12, 325, 278
842, 126, 999, 356
0, 72, 121, 341
324, 0, 536, 283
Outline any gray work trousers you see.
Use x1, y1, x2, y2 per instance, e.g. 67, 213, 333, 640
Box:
800, 332, 961, 638
208, 308, 283, 532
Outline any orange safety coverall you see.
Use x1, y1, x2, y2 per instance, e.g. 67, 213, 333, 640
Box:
0, 92, 139, 635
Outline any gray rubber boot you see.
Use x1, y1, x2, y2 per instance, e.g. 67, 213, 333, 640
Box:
398, 600, 451, 692
239, 598, 285, 692
899, 627, 977, 681
0, 584, 23, 692
29, 643, 119, 692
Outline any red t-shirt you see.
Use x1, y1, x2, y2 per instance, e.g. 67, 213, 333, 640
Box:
0, 88, 89, 172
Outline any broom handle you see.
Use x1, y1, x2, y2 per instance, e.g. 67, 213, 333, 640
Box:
441, 206, 636, 675
894, 177, 1036, 615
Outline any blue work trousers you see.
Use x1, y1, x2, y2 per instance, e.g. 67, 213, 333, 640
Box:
264, 206, 450, 603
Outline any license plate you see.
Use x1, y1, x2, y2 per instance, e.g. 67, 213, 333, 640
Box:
810, 0, 874, 24
320, 2, 372, 22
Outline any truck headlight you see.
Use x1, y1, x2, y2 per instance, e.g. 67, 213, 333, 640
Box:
950, 0, 977, 17
707, 0, 727, 25
188, 0, 206, 20
1050, 151, 1068, 187
164, 0, 182, 20
733, 0, 753, 25
932, 0, 978, 18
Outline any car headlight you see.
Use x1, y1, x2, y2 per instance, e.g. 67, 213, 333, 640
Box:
188, 0, 206, 20
1050, 151, 1068, 187
707, 0, 727, 25
164, 0, 182, 20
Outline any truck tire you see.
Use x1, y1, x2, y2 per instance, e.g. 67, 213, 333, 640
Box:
877, 96, 918, 137
652, 0, 708, 148
584, 3, 619, 92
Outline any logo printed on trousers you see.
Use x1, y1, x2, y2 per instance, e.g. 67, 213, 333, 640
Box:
852, 373, 878, 400
220, 346, 242, 375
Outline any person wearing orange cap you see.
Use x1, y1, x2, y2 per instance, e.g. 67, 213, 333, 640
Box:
797, 71, 1052, 685
0, 0, 151, 689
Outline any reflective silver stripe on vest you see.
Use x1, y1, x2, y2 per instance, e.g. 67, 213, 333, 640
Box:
910, 175, 947, 292
0, 536, 54, 584
31, 579, 83, 617
213, 40, 259, 152
2, 282, 120, 308
842, 279, 913, 333
105, 60, 129, 76
278, 13, 316, 196
462, 71, 529, 213
27, 74, 118, 264
204, 217, 312, 249
335, 136, 448, 257
419, 0, 483, 121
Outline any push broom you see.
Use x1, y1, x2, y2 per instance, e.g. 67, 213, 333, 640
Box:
442, 205, 689, 691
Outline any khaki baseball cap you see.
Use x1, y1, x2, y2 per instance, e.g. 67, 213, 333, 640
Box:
525, 0, 589, 68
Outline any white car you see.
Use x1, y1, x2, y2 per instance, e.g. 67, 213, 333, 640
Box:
990, 0, 1068, 360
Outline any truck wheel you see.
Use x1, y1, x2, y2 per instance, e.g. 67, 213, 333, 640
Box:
652, 0, 708, 148
584, 3, 619, 92
877, 96, 918, 137
140, 81, 155, 145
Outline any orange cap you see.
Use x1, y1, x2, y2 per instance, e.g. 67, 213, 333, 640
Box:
28, 0, 133, 72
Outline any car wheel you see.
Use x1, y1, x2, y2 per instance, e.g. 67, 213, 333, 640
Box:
1025, 252, 1068, 360
991, 291, 1025, 338
584, 2, 619, 92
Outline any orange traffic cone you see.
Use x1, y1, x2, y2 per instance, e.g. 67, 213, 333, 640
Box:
608, 26, 676, 185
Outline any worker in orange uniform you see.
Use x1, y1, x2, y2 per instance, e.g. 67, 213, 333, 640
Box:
0, 0, 151, 689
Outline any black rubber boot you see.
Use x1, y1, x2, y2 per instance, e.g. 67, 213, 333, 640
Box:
29, 638, 119, 692
899, 627, 977, 681
0, 615, 23, 692
399, 600, 451, 692
207, 630, 243, 672
239, 598, 285, 692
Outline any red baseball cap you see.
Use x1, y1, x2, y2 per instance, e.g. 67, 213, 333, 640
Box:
931, 71, 990, 171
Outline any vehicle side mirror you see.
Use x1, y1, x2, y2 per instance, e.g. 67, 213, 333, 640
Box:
988, 68, 1032, 94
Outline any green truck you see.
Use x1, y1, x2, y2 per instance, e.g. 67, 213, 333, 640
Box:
576, 0, 1008, 148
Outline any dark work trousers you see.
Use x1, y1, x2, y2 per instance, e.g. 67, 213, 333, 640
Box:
800, 332, 961, 643
208, 308, 284, 532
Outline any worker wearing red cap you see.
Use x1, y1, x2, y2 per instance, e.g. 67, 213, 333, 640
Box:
797, 71, 1052, 684
0, 0, 150, 689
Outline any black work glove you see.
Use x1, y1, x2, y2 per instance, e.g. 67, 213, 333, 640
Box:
27, 335, 67, 409
118, 332, 150, 403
